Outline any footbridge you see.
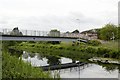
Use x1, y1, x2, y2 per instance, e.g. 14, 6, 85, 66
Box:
0, 28, 88, 42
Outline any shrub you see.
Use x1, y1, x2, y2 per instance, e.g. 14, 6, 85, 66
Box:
97, 47, 111, 56
28, 41, 35, 43
88, 40, 101, 46
47, 41, 61, 44
59, 47, 63, 49
85, 46, 96, 53
2, 52, 52, 78
50, 46, 53, 48
108, 50, 119, 58
31, 45, 35, 47
72, 49, 75, 51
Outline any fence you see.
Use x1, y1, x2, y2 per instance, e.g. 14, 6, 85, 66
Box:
0, 28, 92, 39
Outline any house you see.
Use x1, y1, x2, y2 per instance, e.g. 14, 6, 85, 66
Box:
80, 29, 98, 40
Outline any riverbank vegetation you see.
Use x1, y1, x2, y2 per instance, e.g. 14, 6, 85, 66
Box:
2, 51, 53, 79
97, 24, 119, 40
2, 23, 119, 78
2, 41, 60, 79
10, 40, 120, 62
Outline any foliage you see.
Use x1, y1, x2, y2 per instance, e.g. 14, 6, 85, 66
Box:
2, 41, 22, 51
9, 40, 120, 65
88, 40, 101, 46
2, 52, 52, 78
85, 46, 97, 53
10, 27, 23, 36
16, 41, 120, 59
97, 62, 118, 72
47, 41, 61, 44
117, 25, 120, 39
2, 41, 61, 79
98, 41, 118, 51
49, 29, 60, 37
99, 24, 118, 40
72, 29, 79, 33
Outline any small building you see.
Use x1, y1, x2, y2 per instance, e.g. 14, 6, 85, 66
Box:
80, 29, 98, 40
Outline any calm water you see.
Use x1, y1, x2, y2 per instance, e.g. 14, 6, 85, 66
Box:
51, 64, 118, 78
21, 51, 119, 78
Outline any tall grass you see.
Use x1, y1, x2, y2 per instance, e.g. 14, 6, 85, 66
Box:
99, 41, 118, 51
12, 41, 120, 60
2, 52, 53, 79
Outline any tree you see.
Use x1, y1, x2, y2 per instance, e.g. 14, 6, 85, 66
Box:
99, 24, 118, 40
117, 25, 120, 39
72, 29, 79, 33
49, 29, 60, 37
10, 27, 23, 36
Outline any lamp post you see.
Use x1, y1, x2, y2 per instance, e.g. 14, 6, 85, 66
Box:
76, 19, 81, 40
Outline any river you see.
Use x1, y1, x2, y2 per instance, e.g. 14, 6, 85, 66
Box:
19, 51, 119, 78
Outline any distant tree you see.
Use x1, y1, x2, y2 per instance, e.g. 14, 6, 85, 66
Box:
49, 29, 60, 37
10, 27, 23, 36
99, 24, 118, 40
0, 32, 3, 35
66, 31, 70, 33
72, 29, 79, 33
95, 29, 101, 39
117, 25, 120, 39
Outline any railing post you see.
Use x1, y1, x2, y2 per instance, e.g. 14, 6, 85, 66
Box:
34, 30, 36, 36
43, 31, 45, 36
3, 29, 5, 34
39, 31, 41, 36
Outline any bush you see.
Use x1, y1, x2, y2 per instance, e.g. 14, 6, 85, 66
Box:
108, 50, 119, 58
97, 47, 111, 56
47, 41, 61, 44
88, 40, 101, 46
85, 46, 96, 53
2, 52, 52, 78
31, 45, 35, 47
28, 41, 35, 43
59, 47, 63, 49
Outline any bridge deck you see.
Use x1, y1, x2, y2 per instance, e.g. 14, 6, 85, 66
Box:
1, 35, 88, 42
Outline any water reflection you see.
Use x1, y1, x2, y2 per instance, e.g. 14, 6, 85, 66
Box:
46, 56, 61, 65
22, 51, 76, 67
8, 49, 119, 78
97, 62, 119, 72
51, 64, 118, 78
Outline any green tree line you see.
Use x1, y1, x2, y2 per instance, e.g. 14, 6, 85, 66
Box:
97, 24, 120, 41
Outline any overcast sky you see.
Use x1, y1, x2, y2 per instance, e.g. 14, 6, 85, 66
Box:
0, 0, 119, 32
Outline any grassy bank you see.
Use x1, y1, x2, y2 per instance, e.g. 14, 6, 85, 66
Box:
2, 41, 60, 79
2, 40, 119, 78
2, 51, 55, 79
99, 41, 118, 51
10, 41, 120, 62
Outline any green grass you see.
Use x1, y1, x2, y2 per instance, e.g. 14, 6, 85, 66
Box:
99, 41, 118, 51
1, 41, 61, 79
9, 41, 120, 63
0, 49, 1, 80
